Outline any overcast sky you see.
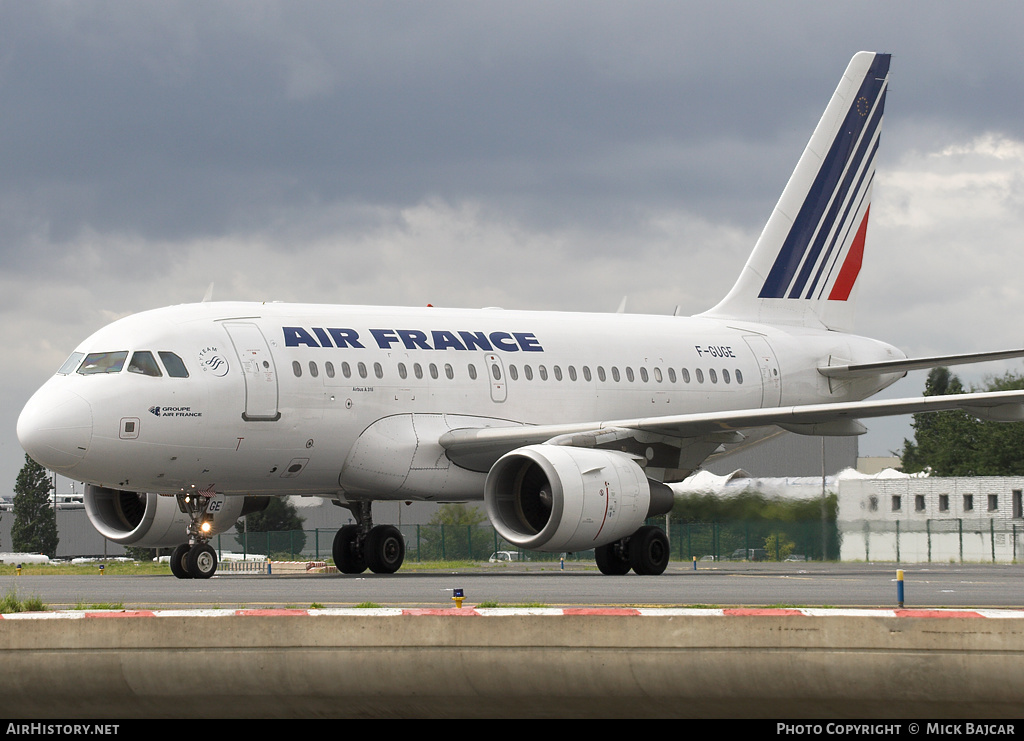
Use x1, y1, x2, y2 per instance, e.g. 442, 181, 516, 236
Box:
5, 2, 1024, 494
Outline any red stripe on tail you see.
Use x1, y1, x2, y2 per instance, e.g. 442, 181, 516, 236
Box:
828, 206, 870, 301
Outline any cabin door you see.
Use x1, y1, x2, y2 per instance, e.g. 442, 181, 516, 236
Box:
743, 335, 781, 408
223, 322, 281, 421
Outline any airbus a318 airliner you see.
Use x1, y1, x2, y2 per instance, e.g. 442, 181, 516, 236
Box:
17, 52, 1024, 579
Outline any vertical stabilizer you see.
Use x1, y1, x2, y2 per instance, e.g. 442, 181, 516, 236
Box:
700, 52, 890, 332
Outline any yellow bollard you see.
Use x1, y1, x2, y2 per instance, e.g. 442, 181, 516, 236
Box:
16, 564, 22, 576
452, 588, 464, 608
99, 564, 105, 576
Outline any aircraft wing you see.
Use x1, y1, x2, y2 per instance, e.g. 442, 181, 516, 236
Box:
439, 389, 1024, 472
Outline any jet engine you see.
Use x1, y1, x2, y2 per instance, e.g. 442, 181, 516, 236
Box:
483, 445, 674, 552
83, 485, 268, 548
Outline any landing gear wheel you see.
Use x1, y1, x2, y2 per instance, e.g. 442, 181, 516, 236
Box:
629, 526, 670, 576
186, 543, 218, 579
333, 525, 367, 574
170, 543, 192, 580
365, 525, 405, 574
595, 541, 631, 575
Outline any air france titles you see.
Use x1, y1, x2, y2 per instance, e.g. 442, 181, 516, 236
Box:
282, 327, 544, 353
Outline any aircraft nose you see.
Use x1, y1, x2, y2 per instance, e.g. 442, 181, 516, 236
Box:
17, 388, 93, 474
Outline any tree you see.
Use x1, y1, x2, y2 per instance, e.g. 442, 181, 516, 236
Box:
900, 367, 1024, 475
421, 504, 493, 560
12, 455, 58, 558
234, 497, 306, 555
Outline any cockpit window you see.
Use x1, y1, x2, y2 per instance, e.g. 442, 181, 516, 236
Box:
57, 352, 85, 375
128, 351, 162, 377
158, 352, 189, 378
78, 351, 129, 375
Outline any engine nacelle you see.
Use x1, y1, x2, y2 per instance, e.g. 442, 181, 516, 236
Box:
84, 485, 265, 548
484, 445, 673, 552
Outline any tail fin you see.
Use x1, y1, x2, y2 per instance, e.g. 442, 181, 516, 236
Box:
701, 51, 890, 332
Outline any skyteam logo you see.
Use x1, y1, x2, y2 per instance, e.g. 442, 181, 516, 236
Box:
198, 347, 230, 377
148, 406, 161, 417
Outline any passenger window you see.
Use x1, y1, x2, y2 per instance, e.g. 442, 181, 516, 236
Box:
342, 362, 352, 379
626, 367, 634, 382
128, 351, 162, 377
668, 368, 677, 383
358, 362, 367, 379
735, 369, 743, 384
709, 369, 718, 384
723, 369, 731, 384
598, 366, 606, 382
429, 363, 439, 380
640, 368, 649, 383
445, 363, 454, 380
309, 361, 319, 378
374, 362, 383, 379
57, 352, 85, 375
292, 361, 302, 377
414, 363, 423, 379
654, 368, 662, 383
159, 352, 189, 378
398, 363, 408, 380
554, 366, 563, 381
568, 366, 577, 381
583, 366, 592, 382
508, 364, 518, 381
468, 364, 478, 380
612, 367, 620, 382
539, 365, 548, 381
696, 369, 704, 383
78, 351, 129, 375
326, 362, 336, 379
524, 365, 533, 381
681, 368, 691, 383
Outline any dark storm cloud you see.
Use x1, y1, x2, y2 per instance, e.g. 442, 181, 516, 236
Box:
13, 1, 1001, 252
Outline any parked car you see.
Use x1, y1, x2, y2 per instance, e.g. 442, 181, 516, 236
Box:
729, 548, 767, 561
488, 551, 521, 563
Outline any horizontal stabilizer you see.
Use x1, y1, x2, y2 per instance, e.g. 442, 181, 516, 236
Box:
818, 348, 1024, 379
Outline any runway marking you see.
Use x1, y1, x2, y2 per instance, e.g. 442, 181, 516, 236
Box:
4, 607, 1024, 619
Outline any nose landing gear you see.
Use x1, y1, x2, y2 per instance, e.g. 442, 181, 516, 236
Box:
168, 491, 219, 580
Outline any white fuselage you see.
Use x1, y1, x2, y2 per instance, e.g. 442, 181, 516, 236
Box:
17, 301, 904, 502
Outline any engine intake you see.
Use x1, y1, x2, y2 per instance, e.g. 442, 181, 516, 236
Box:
484, 445, 673, 552
84, 485, 261, 547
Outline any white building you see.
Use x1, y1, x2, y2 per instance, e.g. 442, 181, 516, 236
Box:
838, 476, 1024, 563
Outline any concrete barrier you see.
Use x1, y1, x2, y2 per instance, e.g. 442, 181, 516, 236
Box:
1, 609, 1022, 718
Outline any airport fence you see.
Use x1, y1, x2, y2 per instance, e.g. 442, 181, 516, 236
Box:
841, 519, 1024, 564
216, 517, 840, 563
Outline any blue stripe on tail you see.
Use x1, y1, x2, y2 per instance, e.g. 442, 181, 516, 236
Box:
758, 54, 890, 299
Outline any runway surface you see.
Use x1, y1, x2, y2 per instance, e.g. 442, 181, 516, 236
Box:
4, 561, 1023, 611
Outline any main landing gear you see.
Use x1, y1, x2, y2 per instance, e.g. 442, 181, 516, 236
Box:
169, 491, 219, 580
594, 525, 670, 576
332, 501, 406, 575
